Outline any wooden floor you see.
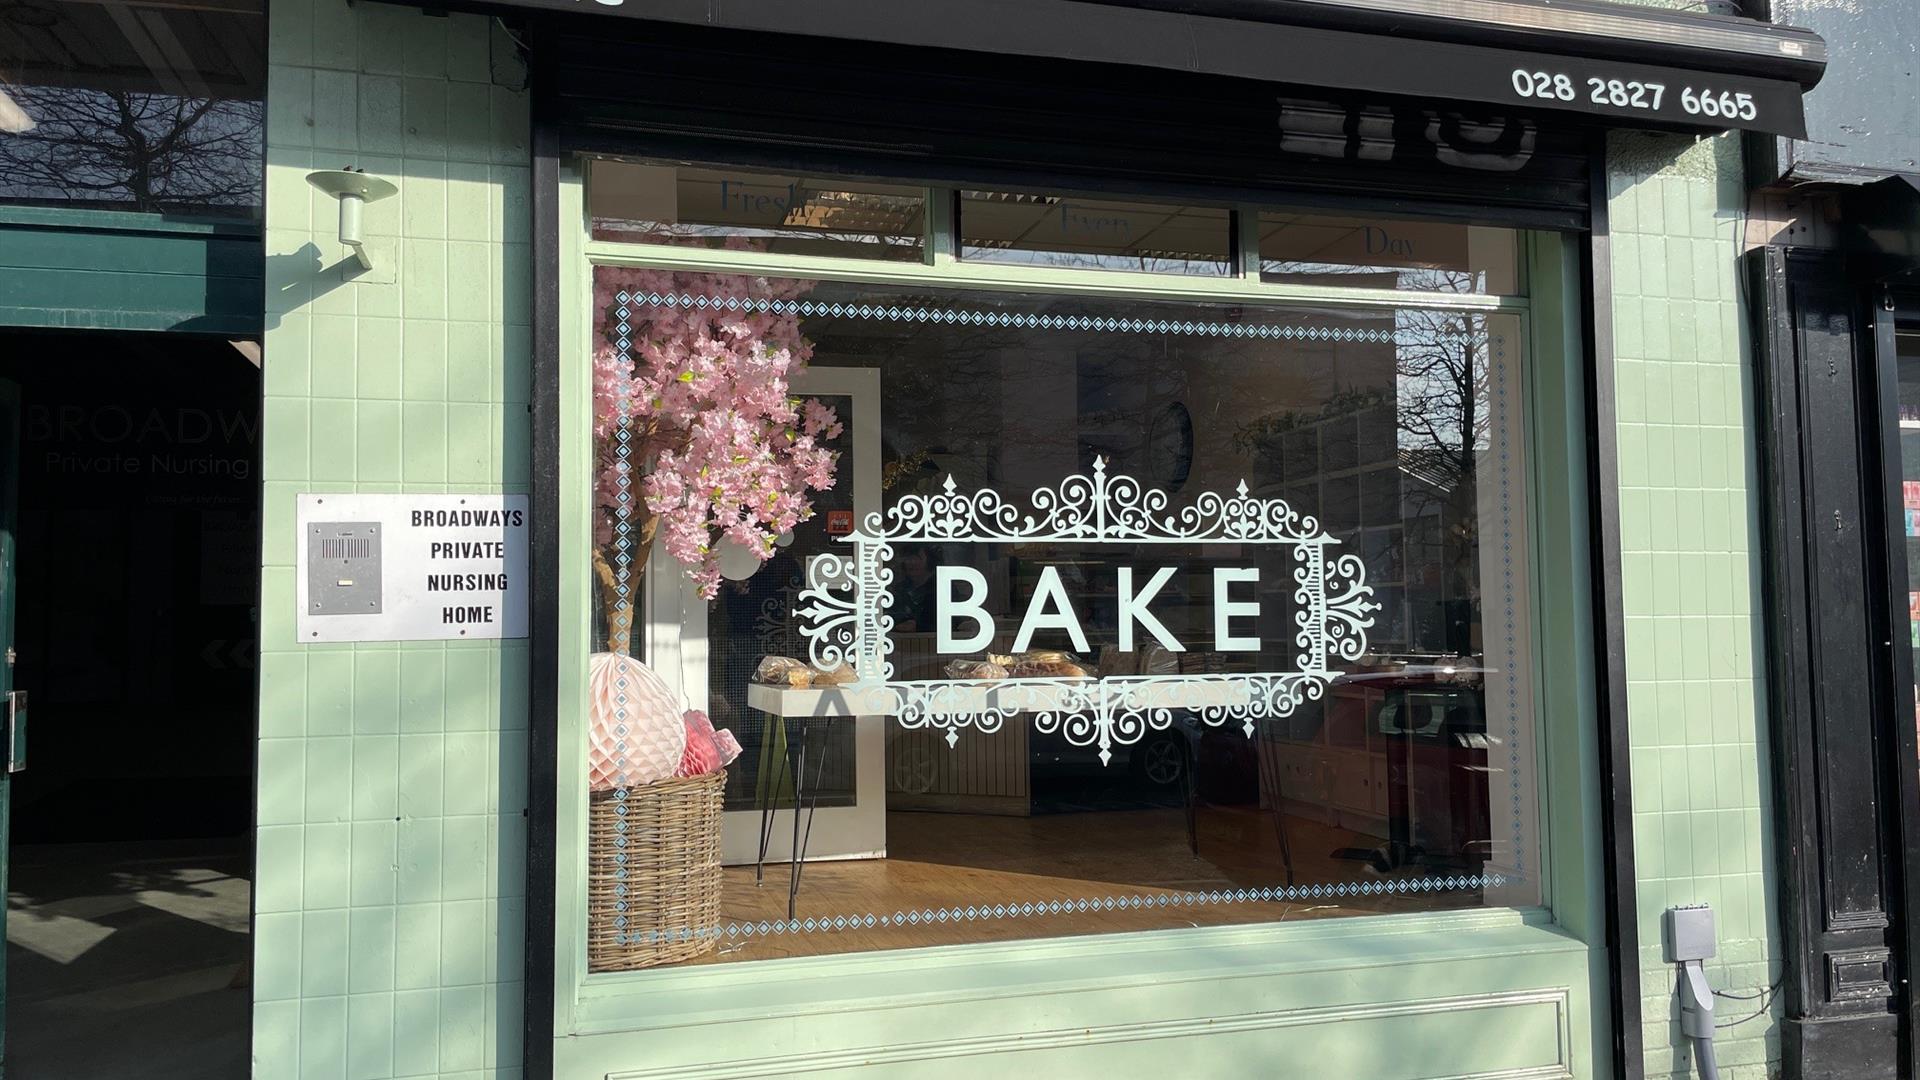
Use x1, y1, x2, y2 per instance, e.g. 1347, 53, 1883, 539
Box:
685, 806, 1482, 966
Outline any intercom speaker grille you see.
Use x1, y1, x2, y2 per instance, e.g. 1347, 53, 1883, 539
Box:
318, 536, 375, 560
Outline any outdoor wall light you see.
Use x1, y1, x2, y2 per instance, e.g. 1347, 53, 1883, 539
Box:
306, 167, 398, 270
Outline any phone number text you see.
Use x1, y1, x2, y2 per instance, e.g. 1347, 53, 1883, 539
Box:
1509, 69, 1758, 121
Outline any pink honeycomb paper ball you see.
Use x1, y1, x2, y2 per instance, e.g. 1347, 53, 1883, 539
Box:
675, 709, 743, 778
587, 653, 687, 792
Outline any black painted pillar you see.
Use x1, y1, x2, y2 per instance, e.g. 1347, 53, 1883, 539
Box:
1752, 246, 1905, 1079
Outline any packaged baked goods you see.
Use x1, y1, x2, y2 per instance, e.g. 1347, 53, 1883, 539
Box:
944, 659, 1010, 681
753, 655, 813, 688
1020, 649, 1074, 666
1009, 653, 1091, 679
810, 661, 857, 686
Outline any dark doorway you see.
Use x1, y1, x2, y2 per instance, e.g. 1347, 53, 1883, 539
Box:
0, 328, 257, 1079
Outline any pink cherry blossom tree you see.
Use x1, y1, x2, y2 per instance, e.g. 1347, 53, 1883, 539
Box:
592, 266, 841, 613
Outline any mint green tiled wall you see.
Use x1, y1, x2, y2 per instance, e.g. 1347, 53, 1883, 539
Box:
256, 0, 530, 1076
1605, 129, 1781, 1080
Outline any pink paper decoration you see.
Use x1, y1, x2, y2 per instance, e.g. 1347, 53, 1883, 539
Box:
675, 709, 744, 778
587, 653, 687, 792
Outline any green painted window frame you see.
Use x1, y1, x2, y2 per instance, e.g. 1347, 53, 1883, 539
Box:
549, 156, 1610, 1069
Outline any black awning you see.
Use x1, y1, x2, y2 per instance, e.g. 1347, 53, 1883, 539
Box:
490, 0, 1826, 139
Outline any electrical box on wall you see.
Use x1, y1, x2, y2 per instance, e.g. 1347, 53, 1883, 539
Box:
295, 493, 529, 643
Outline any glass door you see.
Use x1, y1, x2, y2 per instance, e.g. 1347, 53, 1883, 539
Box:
700, 368, 887, 866
1889, 308, 1920, 748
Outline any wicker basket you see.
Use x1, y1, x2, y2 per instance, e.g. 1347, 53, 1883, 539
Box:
587, 769, 727, 971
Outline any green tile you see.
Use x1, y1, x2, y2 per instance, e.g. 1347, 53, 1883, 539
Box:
259, 738, 308, 826
306, 652, 354, 736
356, 0, 410, 76
255, 824, 306, 913
402, 13, 450, 79
352, 734, 399, 820
403, 77, 451, 159
356, 74, 405, 158
350, 819, 399, 907
400, 649, 447, 731
266, 65, 314, 151
438, 899, 487, 986
401, 239, 448, 320
446, 14, 491, 84
442, 732, 491, 816
265, 311, 312, 397
254, 912, 305, 1001
302, 821, 351, 906
447, 403, 492, 484
404, 320, 449, 402
399, 734, 446, 818
448, 81, 494, 163
395, 903, 443, 991
308, 399, 357, 482
299, 994, 349, 1080
447, 320, 492, 402
309, 314, 357, 398
263, 398, 312, 482
392, 988, 441, 1075
356, 315, 403, 400
438, 986, 487, 1071
401, 401, 448, 483
259, 651, 308, 738
352, 651, 402, 733
311, 69, 360, 155
396, 818, 443, 904
309, 0, 358, 71
440, 813, 488, 900
401, 159, 449, 239
348, 907, 398, 993
355, 400, 403, 482
346, 991, 396, 1078
301, 908, 351, 997
253, 1000, 303, 1080
303, 734, 353, 827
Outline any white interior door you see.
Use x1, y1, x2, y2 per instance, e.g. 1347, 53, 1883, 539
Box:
650, 367, 885, 865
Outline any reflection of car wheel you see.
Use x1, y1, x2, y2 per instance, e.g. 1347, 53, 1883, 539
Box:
891, 738, 938, 794
1133, 732, 1185, 786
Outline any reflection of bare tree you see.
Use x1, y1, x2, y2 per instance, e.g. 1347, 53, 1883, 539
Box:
1227, 301, 1488, 654
1393, 308, 1486, 653
0, 86, 261, 212
1395, 308, 1487, 496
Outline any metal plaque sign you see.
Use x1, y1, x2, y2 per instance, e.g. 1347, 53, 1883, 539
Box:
296, 493, 528, 643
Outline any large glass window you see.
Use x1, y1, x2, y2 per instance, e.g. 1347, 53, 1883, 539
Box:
581, 195, 1539, 972
0, 0, 264, 217
1258, 211, 1518, 294
959, 190, 1233, 276
589, 159, 926, 260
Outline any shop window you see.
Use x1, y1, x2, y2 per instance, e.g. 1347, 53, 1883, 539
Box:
958, 190, 1233, 276
582, 259, 1540, 970
589, 160, 927, 260
0, 0, 263, 217
1257, 212, 1518, 294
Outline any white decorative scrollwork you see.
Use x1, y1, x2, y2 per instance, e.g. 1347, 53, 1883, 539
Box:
793, 459, 1378, 764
